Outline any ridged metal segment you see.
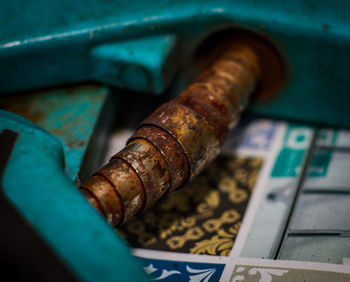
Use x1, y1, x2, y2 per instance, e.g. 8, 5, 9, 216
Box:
79, 43, 261, 226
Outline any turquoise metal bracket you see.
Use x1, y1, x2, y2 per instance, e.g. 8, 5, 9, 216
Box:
0, 1, 349, 279
0, 110, 149, 281
90, 34, 179, 94
1, 0, 350, 127
0, 84, 112, 182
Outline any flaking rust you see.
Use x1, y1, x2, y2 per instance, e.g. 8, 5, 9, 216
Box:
80, 43, 261, 226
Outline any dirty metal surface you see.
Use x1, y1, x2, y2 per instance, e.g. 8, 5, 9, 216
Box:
0, 110, 149, 282
130, 125, 190, 193
81, 42, 261, 226
114, 139, 171, 211
1, 1, 350, 127
0, 84, 109, 181
97, 158, 145, 224
142, 102, 221, 179
80, 174, 123, 226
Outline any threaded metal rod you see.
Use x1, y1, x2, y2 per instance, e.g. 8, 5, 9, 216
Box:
80, 43, 261, 226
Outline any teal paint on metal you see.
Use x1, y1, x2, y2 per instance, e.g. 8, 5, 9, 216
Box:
0, 110, 149, 281
91, 34, 179, 93
0, 1, 349, 127
0, 1, 349, 278
250, 29, 350, 128
0, 84, 110, 182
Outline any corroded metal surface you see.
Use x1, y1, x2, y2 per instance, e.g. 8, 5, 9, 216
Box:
80, 43, 261, 226
96, 158, 145, 224
141, 102, 220, 179
0, 84, 109, 181
129, 125, 189, 193
113, 139, 171, 210
80, 175, 123, 226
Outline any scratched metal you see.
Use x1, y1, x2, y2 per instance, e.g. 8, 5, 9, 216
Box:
97, 158, 145, 224
80, 174, 123, 226
114, 139, 171, 209
129, 125, 190, 193
0, 84, 109, 181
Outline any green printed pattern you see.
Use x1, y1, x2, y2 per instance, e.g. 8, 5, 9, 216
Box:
271, 125, 337, 177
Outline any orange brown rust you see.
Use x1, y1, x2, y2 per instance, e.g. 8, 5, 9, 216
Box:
80, 42, 261, 226
80, 175, 123, 226
141, 102, 220, 179
174, 93, 229, 144
96, 158, 145, 224
193, 29, 285, 102
129, 125, 189, 193
113, 139, 171, 209
80, 188, 106, 217
181, 83, 234, 126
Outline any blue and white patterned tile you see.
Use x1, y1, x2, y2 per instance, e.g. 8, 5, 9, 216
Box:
139, 258, 225, 281
223, 118, 278, 153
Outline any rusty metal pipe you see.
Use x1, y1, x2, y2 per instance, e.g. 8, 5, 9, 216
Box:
80, 43, 261, 226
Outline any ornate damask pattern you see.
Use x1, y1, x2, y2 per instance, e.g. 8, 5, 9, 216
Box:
118, 155, 263, 256
231, 265, 350, 282
232, 267, 289, 282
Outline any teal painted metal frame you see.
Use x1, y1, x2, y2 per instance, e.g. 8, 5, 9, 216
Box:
0, 1, 350, 280
1, 0, 350, 126
0, 110, 149, 281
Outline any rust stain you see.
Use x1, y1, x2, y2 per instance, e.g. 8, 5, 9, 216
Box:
96, 158, 145, 224
80, 175, 123, 225
192, 28, 285, 103
81, 41, 262, 226
141, 102, 220, 179
113, 139, 171, 210
0, 84, 104, 151
129, 125, 189, 193
0, 93, 45, 124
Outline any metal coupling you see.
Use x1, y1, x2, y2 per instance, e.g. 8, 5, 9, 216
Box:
80, 43, 261, 226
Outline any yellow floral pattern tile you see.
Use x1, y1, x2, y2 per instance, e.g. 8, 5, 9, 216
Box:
118, 155, 263, 256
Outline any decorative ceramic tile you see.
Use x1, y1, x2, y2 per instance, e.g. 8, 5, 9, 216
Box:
118, 155, 263, 256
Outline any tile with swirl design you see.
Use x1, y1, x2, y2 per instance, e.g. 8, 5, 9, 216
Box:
117, 155, 263, 256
